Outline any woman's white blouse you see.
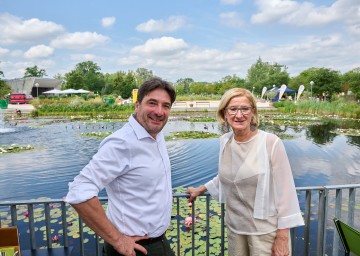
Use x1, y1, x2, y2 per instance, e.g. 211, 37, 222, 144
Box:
205, 130, 304, 229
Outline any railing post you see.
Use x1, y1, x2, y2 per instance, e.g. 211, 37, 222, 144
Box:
44, 203, 52, 248
206, 195, 210, 256
10, 205, 18, 226
303, 190, 312, 255
317, 188, 327, 256
221, 203, 225, 255
348, 188, 355, 226
61, 201, 68, 247
176, 197, 180, 256
79, 216, 85, 256
191, 200, 195, 256
28, 204, 36, 250
332, 188, 342, 256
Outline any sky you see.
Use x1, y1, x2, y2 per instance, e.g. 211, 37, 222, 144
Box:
0, 0, 360, 83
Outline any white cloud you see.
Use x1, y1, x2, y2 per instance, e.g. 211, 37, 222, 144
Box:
130, 37, 189, 56
24, 45, 54, 59
101, 17, 116, 28
219, 12, 244, 28
10, 50, 23, 58
0, 47, 10, 57
0, 13, 64, 45
117, 31, 360, 82
348, 24, 360, 37
136, 16, 187, 33
70, 54, 97, 61
251, 0, 352, 26
50, 32, 110, 50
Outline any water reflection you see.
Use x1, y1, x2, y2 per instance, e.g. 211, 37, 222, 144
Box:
0, 117, 359, 202
306, 122, 338, 145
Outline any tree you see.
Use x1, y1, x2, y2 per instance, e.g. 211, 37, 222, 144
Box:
217, 75, 245, 95
24, 65, 47, 77
189, 82, 208, 95
342, 68, 360, 100
135, 68, 154, 86
64, 71, 84, 89
112, 71, 137, 99
53, 73, 65, 88
64, 61, 105, 93
175, 78, 194, 94
293, 67, 342, 100
0, 70, 11, 99
246, 58, 290, 94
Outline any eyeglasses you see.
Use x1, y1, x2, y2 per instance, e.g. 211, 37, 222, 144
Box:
225, 106, 253, 115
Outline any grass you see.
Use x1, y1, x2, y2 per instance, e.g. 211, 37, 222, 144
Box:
273, 98, 360, 119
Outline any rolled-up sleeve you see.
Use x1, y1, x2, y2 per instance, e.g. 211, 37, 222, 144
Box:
65, 134, 130, 204
65, 175, 101, 204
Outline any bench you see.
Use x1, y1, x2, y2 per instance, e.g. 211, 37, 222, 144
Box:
195, 101, 210, 108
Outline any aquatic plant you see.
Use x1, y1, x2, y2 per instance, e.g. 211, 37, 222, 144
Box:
0, 144, 34, 154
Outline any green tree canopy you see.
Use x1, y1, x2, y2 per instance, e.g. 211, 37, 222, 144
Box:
175, 78, 194, 94
342, 67, 360, 99
64, 61, 105, 93
24, 65, 47, 77
112, 71, 137, 99
135, 68, 154, 87
64, 70, 84, 90
217, 75, 245, 95
293, 67, 342, 99
189, 82, 208, 94
246, 58, 290, 94
0, 70, 11, 99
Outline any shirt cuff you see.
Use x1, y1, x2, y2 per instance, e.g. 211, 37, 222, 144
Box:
277, 213, 305, 229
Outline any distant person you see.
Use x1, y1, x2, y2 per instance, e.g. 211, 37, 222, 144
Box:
16, 109, 21, 117
186, 88, 304, 256
65, 77, 176, 256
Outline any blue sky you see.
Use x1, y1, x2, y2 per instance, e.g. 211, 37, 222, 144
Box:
0, 0, 359, 82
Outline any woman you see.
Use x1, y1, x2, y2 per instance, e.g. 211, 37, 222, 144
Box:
186, 88, 304, 256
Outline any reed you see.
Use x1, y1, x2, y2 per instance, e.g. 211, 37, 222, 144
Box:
274, 98, 360, 118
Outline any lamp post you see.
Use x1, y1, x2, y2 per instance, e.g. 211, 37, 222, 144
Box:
310, 81, 314, 99
35, 83, 39, 98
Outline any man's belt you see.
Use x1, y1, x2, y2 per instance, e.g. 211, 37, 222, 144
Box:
136, 234, 165, 245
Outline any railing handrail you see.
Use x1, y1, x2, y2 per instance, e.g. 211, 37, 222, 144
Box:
1, 184, 360, 256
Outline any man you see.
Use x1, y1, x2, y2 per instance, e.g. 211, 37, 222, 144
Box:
65, 77, 176, 256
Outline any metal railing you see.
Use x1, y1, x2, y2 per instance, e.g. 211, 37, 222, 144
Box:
1, 184, 360, 256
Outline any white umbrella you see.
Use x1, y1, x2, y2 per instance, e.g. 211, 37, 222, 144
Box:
43, 89, 63, 94
62, 89, 78, 94
76, 89, 90, 94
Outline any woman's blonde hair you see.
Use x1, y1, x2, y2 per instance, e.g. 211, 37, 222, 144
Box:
216, 88, 259, 127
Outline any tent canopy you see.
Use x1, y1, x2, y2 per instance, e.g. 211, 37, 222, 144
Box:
266, 86, 296, 94
266, 86, 296, 102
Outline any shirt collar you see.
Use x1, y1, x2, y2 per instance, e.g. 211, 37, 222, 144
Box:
129, 114, 163, 141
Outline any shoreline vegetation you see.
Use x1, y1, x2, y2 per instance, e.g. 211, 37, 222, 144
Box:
26, 96, 359, 119
1, 96, 359, 154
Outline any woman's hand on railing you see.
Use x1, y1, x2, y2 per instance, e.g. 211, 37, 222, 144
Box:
186, 185, 207, 202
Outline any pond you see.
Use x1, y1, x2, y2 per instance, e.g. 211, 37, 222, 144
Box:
0, 112, 359, 255
0, 114, 359, 202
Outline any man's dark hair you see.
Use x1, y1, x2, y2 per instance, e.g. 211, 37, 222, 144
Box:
137, 77, 176, 104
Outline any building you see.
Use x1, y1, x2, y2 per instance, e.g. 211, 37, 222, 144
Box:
5, 77, 63, 98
